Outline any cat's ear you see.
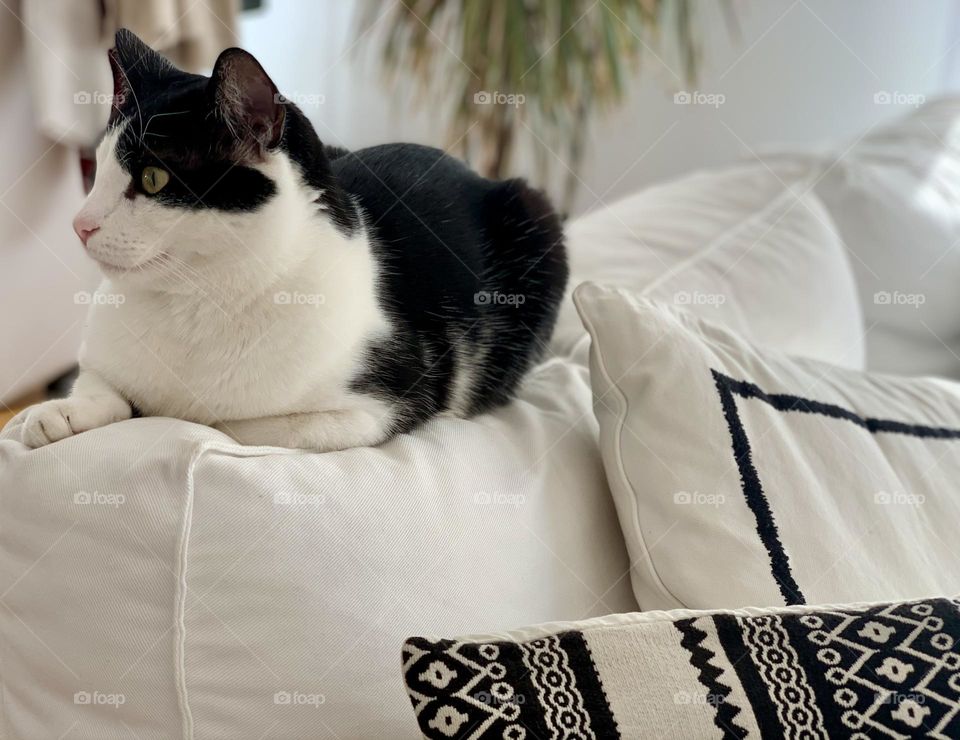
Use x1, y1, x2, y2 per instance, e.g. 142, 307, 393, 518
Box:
208, 48, 285, 160
108, 29, 173, 126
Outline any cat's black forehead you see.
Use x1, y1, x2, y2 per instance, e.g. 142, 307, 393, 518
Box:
109, 68, 277, 212
112, 70, 212, 165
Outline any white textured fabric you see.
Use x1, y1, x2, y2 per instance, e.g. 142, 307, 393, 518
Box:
575, 282, 960, 612
553, 160, 865, 370
813, 97, 960, 378
0, 358, 635, 739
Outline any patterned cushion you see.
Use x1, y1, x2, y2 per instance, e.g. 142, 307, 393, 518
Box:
402, 597, 960, 739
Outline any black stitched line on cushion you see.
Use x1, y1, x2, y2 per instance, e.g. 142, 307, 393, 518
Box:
716, 372, 960, 439
712, 369, 960, 608
712, 370, 805, 605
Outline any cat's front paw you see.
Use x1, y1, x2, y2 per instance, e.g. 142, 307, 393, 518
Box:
17, 398, 129, 448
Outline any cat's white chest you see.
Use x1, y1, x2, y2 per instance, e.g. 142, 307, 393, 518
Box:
80, 249, 386, 423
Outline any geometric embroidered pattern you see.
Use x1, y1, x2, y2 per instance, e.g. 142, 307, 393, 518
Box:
796, 601, 960, 738
520, 635, 597, 739
404, 598, 960, 738
403, 631, 618, 739
675, 617, 750, 738
739, 614, 827, 737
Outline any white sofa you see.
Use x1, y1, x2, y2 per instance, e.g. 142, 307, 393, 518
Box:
2, 102, 959, 738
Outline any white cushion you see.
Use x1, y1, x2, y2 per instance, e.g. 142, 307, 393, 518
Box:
575, 282, 960, 612
813, 97, 960, 377
553, 161, 865, 369
0, 359, 635, 738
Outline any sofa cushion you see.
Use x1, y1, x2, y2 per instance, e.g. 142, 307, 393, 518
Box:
0, 358, 634, 738
403, 596, 960, 739
554, 160, 865, 369
575, 282, 960, 612
814, 97, 960, 378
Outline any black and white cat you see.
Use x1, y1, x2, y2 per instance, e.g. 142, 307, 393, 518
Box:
12, 30, 567, 451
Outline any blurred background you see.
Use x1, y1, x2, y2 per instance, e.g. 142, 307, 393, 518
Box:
3, 0, 960, 415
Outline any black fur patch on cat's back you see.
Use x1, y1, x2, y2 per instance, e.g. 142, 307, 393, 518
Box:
339, 144, 567, 430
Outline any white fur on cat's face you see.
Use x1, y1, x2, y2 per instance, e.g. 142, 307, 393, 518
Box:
74, 123, 311, 289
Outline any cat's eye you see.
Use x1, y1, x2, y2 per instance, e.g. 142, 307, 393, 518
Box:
141, 166, 170, 194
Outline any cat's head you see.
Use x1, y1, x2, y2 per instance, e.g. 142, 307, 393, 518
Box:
74, 29, 345, 286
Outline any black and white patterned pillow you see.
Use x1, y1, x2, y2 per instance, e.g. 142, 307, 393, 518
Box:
402, 598, 960, 739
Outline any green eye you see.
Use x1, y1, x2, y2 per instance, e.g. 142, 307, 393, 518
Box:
141, 166, 170, 194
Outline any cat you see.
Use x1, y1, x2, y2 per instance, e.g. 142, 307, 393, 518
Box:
9, 29, 568, 452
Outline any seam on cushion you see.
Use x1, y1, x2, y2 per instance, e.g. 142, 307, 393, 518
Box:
174, 442, 209, 740
445, 595, 949, 644
574, 289, 688, 611
637, 169, 822, 298
172, 439, 307, 739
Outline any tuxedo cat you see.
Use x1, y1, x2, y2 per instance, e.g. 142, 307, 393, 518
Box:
10, 29, 567, 451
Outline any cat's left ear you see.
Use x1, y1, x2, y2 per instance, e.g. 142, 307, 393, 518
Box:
209, 48, 285, 160
108, 28, 174, 126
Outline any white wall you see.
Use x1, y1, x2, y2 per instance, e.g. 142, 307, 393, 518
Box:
241, 0, 960, 215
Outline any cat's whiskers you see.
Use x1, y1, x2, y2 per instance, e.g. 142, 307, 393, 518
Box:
141, 109, 192, 143
113, 63, 144, 140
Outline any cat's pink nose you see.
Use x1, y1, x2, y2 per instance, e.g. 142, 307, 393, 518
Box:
72, 214, 100, 246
